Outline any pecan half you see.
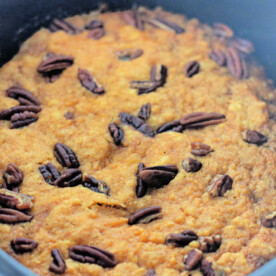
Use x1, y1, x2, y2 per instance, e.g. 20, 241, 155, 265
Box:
39, 163, 61, 185
0, 105, 41, 120
120, 112, 155, 137
184, 249, 203, 271
49, 249, 67, 274
6, 86, 40, 106
165, 230, 198, 247
69, 245, 117, 268
49, 18, 79, 34
11, 238, 38, 254
138, 103, 151, 121
209, 50, 226, 67
54, 143, 80, 168
207, 174, 233, 197
261, 211, 276, 228
191, 142, 213, 157
0, 208, 33, 224
10, 111, 38, 129
108, 123, 124, 146
64, 112, 74, 120
139, 165, 178, 188
183, 61, 200, 78
146, 269, 157, 276
53, 169, 82, 188
136, 163, 147, 198
182, 158, 202, 172
3, 164, 23, 192
128, 206, 162, 225
78, 68, 105, 94
146, 17, 185, 34
229, 37, 254, 54
199, 235, 222, 252
123, 9, 144, 31
0, 189, 33, 210
242, 129, 267, 145
115, 49, 143, 61
85, 20, 104, 30
200, 259, 216, 276
213, 23, 233, 38
180, 112, 226, 129
83, 175, 110, 196
157, 120, 184, 133
87, 28, 105, 40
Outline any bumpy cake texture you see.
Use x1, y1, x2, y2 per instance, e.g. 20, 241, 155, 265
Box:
0, 6, 276, 276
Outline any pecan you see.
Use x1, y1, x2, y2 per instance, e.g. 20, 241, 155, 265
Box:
6, 86, 40, 106
207, 174, 233, 197
83, 175, 110, 196
200, 259, 216, 276
146, 17, 185, 34
131, 81, 160, 95
0, 105, 41, 120
123, 9, 144, 31
78, 68, 105, 94
54, 143, 80, 168
0, 189, 33, 210
157, 120, 184, 133
0, 208, 33, 224
85, 20, 104, 30
213, 23, 233, 38
49, 18, 79, 34
87, 28, 105, 40
115, 49, 143, 61
242, 129, 267, 145
139, 165, 178, 188
209, 50, 226, 67
120, 112, 155, 137
199, 235, 222, 252
225, 47, 247, 79
39, 163, 60, 185
53, 169, 82, 188
64, 112, 74, 120
180, 112, 226, 129
49, 249, 67, 274
165, 230, 198, 247
69, 245, 117, 268
11, 237, 38, 254
146, 269, 157, 276
183, 61, 200, 78
191, 142, 214, 156
229, 37, 254, 54
128, 206, 162, 225
184, 249, 203, 271
3, 164, 23, 192
136, 163, 147, 198
261, 211, 276, 228
108, 123, 124, 146
10, 111, 38, 129
138, 103, 151, 121
182, 158, 202, 172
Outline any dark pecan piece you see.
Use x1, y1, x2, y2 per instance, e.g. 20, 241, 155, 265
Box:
138, 103, 151, 121
157, 120, 184, 133
184, 249, 203, 271
191, 142, 213, 157
146, 269, 157, 276
39, 163, 60, 185
115, 49, 143, 61
200, 259, 216, 276
183, 61, 200, 78
10, 111, 38, 129
54, 143, 80, 168
123, 9, 144, 31
207, 174, 233, 197
53, 169, 82, 188
242, 129, 267, 145
108, 123, 124, 146
180, 112, 226, 129
64, 112, 74, 120
78, 68, 105, 95
128, 206, 162, 225
87, 28, 105, 40
0, 105, 41, 120
229, 37, 254, 54
11, 237, 38, 254
225, 47, 247, 79
6, 86, 40, 106
49, 18, 79, 34
213, 23, 233, 38
0, 189, 33, 210
136, 163, 147, 198
209, 50, 226, 67
3, 164, 23, 192
261, 211, 276, 228
0, 208, 33, 224
165, 230, 198, 247
69, 245, 117, 268
83, 175, 110, 196
139, 165, 178, 188
131, 81, 160, 95
182, 158, 202, 172
120, 112, 155, 137
146, 17, 185, 34
200, 235, 222, 252
85, 20, 104, 30
49, 249, 67, 274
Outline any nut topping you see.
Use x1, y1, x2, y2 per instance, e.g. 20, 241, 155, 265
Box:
128, 206, 162, 225
135, 163, 147, 198
78, 68, 105, 94
184, 249, 203, 271
11, 237, 38, 254
0, 208, 33, 224
207, 174, 233, 197
261, 211, 276, 228
165, 230, 198, 247
39, 163, 61, 185
138, 103, 151, 121
6, 86, 40, 106
183, 61, 200, 78
49, 18, 79, 34
54, 143, 80, 168
3, 164, 24, 192
182, 158, 202, 172
108, 123, 124, 146
199, 235, 222, 252
53, 169, 83, 188
242, 129, 267, 145
49, 249, 67, 274
115, 49, 143, 61
83, 175, 110, 196
191, 142, 214, 157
